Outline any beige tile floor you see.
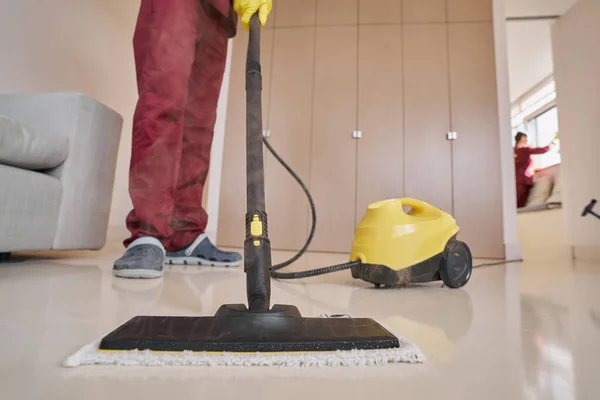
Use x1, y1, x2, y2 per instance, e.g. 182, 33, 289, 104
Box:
1, 240, 599, 400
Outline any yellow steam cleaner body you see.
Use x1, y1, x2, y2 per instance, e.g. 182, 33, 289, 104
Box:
349, 198, 472, 288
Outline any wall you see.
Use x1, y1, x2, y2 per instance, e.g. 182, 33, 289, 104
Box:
551, 0, 600, 262
0, 0, 231, 244
517, 209, 565, 261
506, 20, 555, 101
204, 43, 233, 242
504, 0, 581, 102
504, 0, 580, 17
493, 0, 521, 260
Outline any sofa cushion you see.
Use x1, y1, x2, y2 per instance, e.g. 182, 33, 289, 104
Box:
0, 114, 69, 170
0, 164, 62, 252
547, 171, 562, 203
526, 175, 553, 207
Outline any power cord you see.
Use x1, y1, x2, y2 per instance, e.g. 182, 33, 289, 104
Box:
473, 259, 522, 268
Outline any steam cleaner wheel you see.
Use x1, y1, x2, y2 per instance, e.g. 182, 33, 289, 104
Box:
440, 239, 472, 288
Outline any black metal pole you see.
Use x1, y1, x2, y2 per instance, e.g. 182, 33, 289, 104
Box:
244, 14, 272, 311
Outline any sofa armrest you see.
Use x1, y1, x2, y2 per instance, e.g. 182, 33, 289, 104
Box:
0, 92, 123, 250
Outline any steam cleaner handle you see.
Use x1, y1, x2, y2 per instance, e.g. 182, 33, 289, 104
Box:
244, 12, 272, 311
401, 198, 432, 214
246, 14, 261, 77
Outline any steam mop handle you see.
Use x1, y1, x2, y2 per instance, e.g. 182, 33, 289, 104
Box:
245, 13, 264, 212
246, 14, 261, 77
245, 13, 272, 311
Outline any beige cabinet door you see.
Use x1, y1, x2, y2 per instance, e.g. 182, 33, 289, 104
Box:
310, 26, 359, 253
359, 0, 402, 24
356, 24, 404, 222
402, 0, 446, 23
403, 24, 453, 214
447, 0, 493, 22
264, 27, 316, 251
448, 22, 504, 258
217, 29, 274, 248
275, 0, 317, 27
317, 0, 358, 26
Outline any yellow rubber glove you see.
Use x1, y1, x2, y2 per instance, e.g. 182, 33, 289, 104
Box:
234, 0, 273, 31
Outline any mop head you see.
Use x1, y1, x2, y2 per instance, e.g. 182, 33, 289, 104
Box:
64, 337, 424, 368
63, 316, 425, 368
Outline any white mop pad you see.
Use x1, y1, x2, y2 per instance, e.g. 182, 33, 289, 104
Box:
63, 336, 425, 368
63, 315, 425, 368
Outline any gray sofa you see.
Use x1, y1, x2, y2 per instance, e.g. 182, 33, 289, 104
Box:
0, 92, 122, 257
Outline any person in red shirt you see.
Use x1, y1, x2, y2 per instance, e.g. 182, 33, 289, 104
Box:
113, 0, 273, 279
514, 132, 557, 208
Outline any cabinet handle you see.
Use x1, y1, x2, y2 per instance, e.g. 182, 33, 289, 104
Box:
446, 131, 457, 140
352, 130, 362, 139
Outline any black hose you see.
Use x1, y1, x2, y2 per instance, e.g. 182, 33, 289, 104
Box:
263, 136, 358, 279
271, 260, 361, 280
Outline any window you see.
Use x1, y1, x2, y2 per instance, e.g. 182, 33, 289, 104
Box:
511, 76, 561, 170
524, 106, 561, 169
511, 78, 556, 129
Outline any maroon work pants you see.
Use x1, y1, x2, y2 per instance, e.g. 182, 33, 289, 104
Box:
124, 0, 228, 251
516, 181, 532, 208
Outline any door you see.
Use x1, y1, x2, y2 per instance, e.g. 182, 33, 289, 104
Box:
274, 0, 317, 27
356, 24, 404, 222
264, 27, 316, 251
402, 0, 446, 23
359, 0, 402, 24
403, 23, 453, 214
310, 25, 359, 253
448, 22, 504, 258
317, 0, 358, 25
446, 0, 493, 22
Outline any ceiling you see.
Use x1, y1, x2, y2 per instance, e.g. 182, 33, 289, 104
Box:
504, 0, 580, 18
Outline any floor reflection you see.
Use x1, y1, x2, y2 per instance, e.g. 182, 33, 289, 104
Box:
0, 261, 103, 323
520, 295, 574, 400
110, 266, 242, 321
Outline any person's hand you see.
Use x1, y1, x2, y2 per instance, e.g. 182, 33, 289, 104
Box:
233, 0, 273, 31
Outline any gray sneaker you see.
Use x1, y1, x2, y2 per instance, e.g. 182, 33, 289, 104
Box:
166, 234, 242, 267
113, 237, 166, 279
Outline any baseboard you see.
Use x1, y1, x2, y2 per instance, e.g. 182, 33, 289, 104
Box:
572, 245, 600, 263
504, 242, 522, 261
